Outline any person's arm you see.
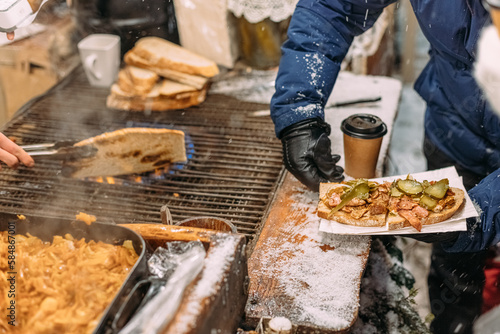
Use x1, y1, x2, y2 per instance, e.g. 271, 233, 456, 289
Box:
441, 168, 500, 252
271, 0, 397, 135
271, 0, 397, 191
0, 133, 34, 169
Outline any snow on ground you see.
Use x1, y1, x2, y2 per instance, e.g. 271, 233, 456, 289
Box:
388, 8, 433, 322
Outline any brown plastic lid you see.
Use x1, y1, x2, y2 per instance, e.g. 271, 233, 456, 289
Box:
341, 113, 387, 140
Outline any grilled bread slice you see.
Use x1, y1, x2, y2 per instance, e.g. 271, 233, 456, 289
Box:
386, 187, 464, 231
64, 128, 187, 178
124, 51, 209, 90
107, 37, 215, 111
127, 37, 219, 78
318, 182, 388, 228
117, 65, 159, 95
107, 80, 208, 111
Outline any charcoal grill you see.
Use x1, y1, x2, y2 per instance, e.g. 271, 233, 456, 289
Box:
0, 66, 285, 243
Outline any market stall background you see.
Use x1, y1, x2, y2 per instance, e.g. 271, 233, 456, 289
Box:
0, 0, 438, 333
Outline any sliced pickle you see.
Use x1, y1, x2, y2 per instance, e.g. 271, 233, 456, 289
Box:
345, 179, 368, 187
423, 178, 449, 200
396, 179, 423, 196
419, 195, 438, 210
328, 183, 370, 218
390, 185, 404, 198
344, 179, 378, 191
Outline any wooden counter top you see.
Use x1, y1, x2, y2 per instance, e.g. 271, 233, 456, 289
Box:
244, 173, 371, 333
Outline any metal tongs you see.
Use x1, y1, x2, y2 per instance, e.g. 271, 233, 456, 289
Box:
20, 141, 98, 160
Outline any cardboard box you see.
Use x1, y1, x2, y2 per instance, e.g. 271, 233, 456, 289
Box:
173, 0, 238, 69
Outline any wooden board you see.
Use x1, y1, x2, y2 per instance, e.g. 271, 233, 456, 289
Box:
121, 223, 248, 334
244, 174, 371, 333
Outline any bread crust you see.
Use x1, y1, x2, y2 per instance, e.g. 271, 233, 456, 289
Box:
317, 206, 386, 227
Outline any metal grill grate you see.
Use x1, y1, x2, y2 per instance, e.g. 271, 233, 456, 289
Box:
0, 67, 285, 241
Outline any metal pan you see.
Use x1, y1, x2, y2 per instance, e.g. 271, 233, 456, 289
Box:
0, 213, 148, 334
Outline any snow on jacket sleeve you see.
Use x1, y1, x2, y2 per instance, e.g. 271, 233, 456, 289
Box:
443, 168, 500, 253
270, 0, 397, 137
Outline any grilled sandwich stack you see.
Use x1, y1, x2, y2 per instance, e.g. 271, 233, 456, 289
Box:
106, 37, 219, 111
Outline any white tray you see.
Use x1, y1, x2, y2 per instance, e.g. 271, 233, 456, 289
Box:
319, 167, 478, 235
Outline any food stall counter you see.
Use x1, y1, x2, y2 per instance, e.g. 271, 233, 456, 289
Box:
244, 73, 407, 333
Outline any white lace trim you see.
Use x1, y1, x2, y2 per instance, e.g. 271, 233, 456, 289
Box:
227, 0, 299, 23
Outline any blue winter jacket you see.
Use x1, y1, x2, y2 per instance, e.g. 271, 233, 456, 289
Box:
270, 0, 500, 252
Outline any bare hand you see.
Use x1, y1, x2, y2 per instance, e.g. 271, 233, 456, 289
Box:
6, 32, 15, 40
0, 133, 34, 169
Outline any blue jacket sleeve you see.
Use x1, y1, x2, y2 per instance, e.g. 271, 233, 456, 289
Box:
270, 0, 397, 137
443, 168, 500, 253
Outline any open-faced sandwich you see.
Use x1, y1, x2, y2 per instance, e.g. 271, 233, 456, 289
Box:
318, 176, 465, 232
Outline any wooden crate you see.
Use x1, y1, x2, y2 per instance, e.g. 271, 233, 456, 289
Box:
0, 15, 78, 126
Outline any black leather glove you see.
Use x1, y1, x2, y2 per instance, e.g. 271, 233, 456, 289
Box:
279, 117, 344, 192
403, 231, 460, 244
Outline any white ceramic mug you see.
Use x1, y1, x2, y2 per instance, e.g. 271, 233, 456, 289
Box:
77, 34, 120, 88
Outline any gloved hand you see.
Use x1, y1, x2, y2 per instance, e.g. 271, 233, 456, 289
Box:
404, 231, 460, 244
279, 117, 344, 192
440, 168, 500, 253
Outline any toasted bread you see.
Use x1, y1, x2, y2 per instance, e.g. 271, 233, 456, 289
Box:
111, 82, 160, 99
117, 65, 159, 95
319, 179, 465, 232
318, 182, 387, 227
317, 208, 386, 227
106, 82, 208, 112
124, 51, 209, 90
64, 128, 187, 178
157, 79, 198, 97
107, 37, 214, 112
111, 78, 198, 99
128, 37, 219, 78
386, 187, 465, 231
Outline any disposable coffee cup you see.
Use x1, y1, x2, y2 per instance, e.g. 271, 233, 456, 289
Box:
77, 34, 120, 88
341, 113, 387, 179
